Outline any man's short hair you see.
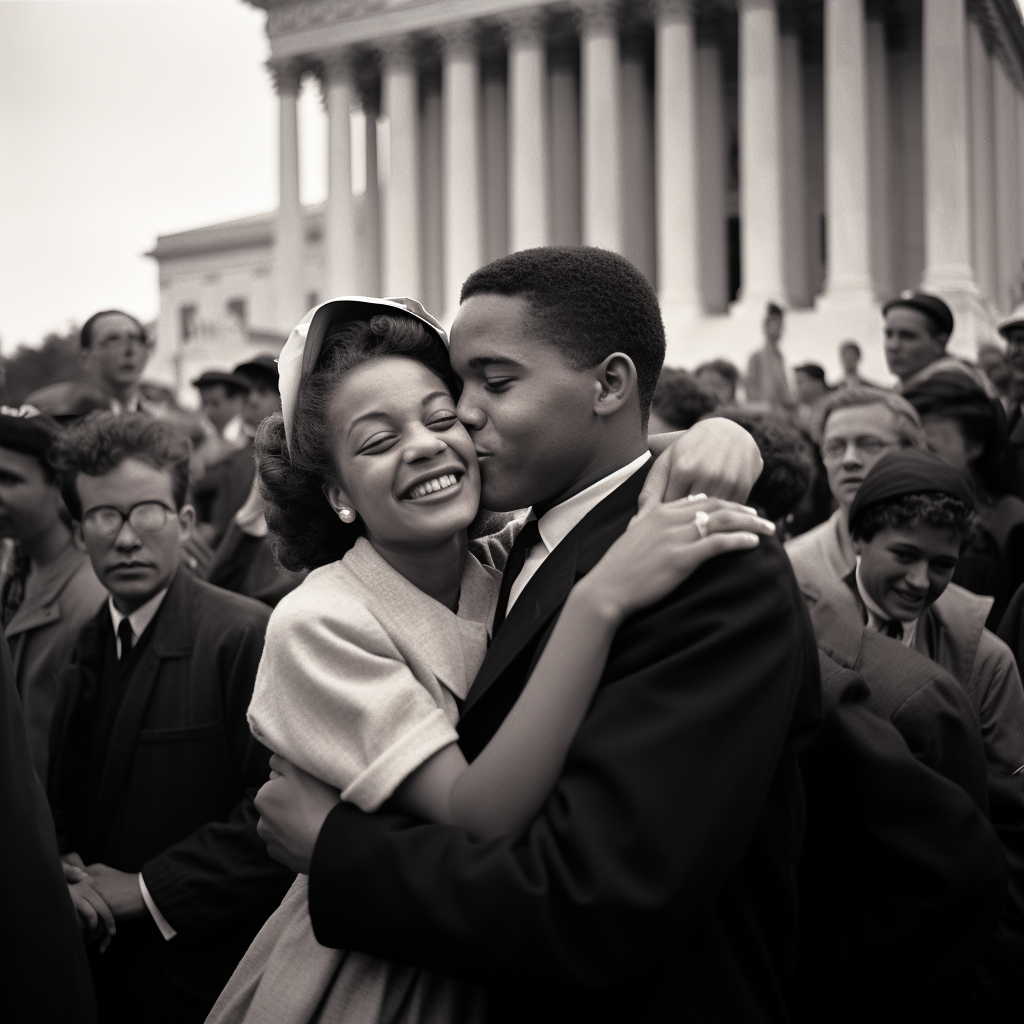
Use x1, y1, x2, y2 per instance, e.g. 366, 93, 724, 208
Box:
651, 368, 718, 429
849, 492, 977, 548
79, 310, 145, 350
459, 247, 666, 424
839, 340, 861, 357
765, 302, 784, 319
820, 385, 925, 448
49, 412, 191, 520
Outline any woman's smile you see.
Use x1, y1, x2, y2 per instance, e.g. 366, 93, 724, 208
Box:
399, 471, 464, 502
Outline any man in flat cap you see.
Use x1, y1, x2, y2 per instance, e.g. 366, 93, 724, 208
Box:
883, 291, 994, 395
192, 371, 249, 446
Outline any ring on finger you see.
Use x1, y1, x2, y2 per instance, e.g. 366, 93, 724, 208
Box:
686, 493, 707, 502
694, 510, 710, 538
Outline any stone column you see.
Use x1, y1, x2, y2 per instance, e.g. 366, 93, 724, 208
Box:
271, 60, 306, 331
736, 0, 786, 310
655, 0, 700, 313
482, 56, 509, 262
354, 85, 382, 297
579, 1, 622, 252
993, 58, 1020, 311
819, 0, 873, 307
967, 21, 997, 309
920, 0, 978, 305
866, 16, 892, 299
508, 10, 549, 252
442, 24, 483, 320
696, 42, 728, 313
381, 38, 421, 299
322, 51, 357, 298
780, 31, 808, 306
549, 44, 581, 246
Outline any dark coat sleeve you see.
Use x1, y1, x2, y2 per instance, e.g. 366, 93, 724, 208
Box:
795, 652, 1007, 1022
309, 541, 819, 994
140, 605, 292, 935
2, 633, 97, 1024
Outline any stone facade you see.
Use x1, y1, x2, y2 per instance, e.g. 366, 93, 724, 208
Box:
149, 0, 1024, 393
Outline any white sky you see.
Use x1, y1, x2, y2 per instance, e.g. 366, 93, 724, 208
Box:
0, 0, 328, 351
3, 0, 1024, 352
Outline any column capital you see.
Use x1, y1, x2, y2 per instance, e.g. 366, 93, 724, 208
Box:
504, 7, 548, 45
320, 48, 355, 84
267, 58, 304, 96
437, 21, 479, 57
378, 34, 418, 70
575, 0, 620, 35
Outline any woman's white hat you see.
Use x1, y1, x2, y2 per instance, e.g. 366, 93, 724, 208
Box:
278, 296, 449, 453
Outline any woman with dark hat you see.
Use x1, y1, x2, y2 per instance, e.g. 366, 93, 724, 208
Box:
903, 371, 1024, 629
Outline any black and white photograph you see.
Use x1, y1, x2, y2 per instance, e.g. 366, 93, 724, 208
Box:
3, 0, 1024, 1021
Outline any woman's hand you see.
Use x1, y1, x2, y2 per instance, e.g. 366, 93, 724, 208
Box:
574, 495, 775, 625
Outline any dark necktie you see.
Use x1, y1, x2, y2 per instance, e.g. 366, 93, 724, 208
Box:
117, 618, 134, 661
492, 519, 542, 633
879, 617, 903, 641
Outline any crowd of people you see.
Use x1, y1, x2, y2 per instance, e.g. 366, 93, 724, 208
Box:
6, 246, 1024, 1024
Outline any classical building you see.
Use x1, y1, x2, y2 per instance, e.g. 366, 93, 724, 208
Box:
149, 0, 1024, 392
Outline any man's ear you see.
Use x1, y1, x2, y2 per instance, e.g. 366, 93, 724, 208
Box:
177, 504, 196, 542
592, 352, 638, 419
322, 480, 356, 518
72, 522, 86, 552
851, 537, 863, 557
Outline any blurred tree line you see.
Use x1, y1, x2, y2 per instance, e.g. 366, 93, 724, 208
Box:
1, 326, 86, 406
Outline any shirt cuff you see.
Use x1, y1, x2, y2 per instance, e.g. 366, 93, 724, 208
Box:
138, 873, 177, 941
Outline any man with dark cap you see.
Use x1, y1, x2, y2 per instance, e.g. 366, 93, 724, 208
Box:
79, 309, 155, 414
883, 290, 994, 394
0, 406, 105, 786
191, 370, 249, 444
838, 448, 1024, 1013
745, 301, 795, 410
193, 355, 280, 546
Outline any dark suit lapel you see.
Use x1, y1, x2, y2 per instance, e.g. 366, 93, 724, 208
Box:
459, 461, 651, 722
88, 568, 195, 848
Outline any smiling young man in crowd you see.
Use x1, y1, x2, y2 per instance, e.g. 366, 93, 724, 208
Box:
47, 413, 292, 1024
839, 448, 1024, 1011
255, 246, 821, 1022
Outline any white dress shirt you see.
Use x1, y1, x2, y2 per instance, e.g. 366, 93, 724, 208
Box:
854, 558, 918, 649
506, 451, 652, 614
108, 587, 177, 940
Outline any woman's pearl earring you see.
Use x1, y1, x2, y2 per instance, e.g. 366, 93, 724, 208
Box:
337, 507, 356, 524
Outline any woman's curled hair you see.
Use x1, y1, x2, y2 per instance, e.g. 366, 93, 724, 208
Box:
257, 313, 458, 571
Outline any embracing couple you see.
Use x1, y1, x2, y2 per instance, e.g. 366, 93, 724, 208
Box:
210, 247, 821, 1023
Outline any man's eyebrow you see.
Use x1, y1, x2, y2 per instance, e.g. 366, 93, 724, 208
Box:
465, 355, 524, 370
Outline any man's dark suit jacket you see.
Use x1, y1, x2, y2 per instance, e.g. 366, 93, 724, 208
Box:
3, 633, 96, 1024
308, 461, 822, 1022
49, 567, 293, 1018
794, 651, 1006, 1023
193, 441, 256, 546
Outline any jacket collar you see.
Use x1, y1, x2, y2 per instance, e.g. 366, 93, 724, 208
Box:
342, 537, 498, 701
5, 546, 94, 637
798, 573, 865, 671
460, 461, 652, 721
917, 583, 993, 686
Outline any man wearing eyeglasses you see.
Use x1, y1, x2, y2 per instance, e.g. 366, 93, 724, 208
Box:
46, 413, 293, 1024
78, 310, 154, 415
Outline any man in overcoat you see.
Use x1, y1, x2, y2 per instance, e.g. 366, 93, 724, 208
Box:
48, 412, 292, 1023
